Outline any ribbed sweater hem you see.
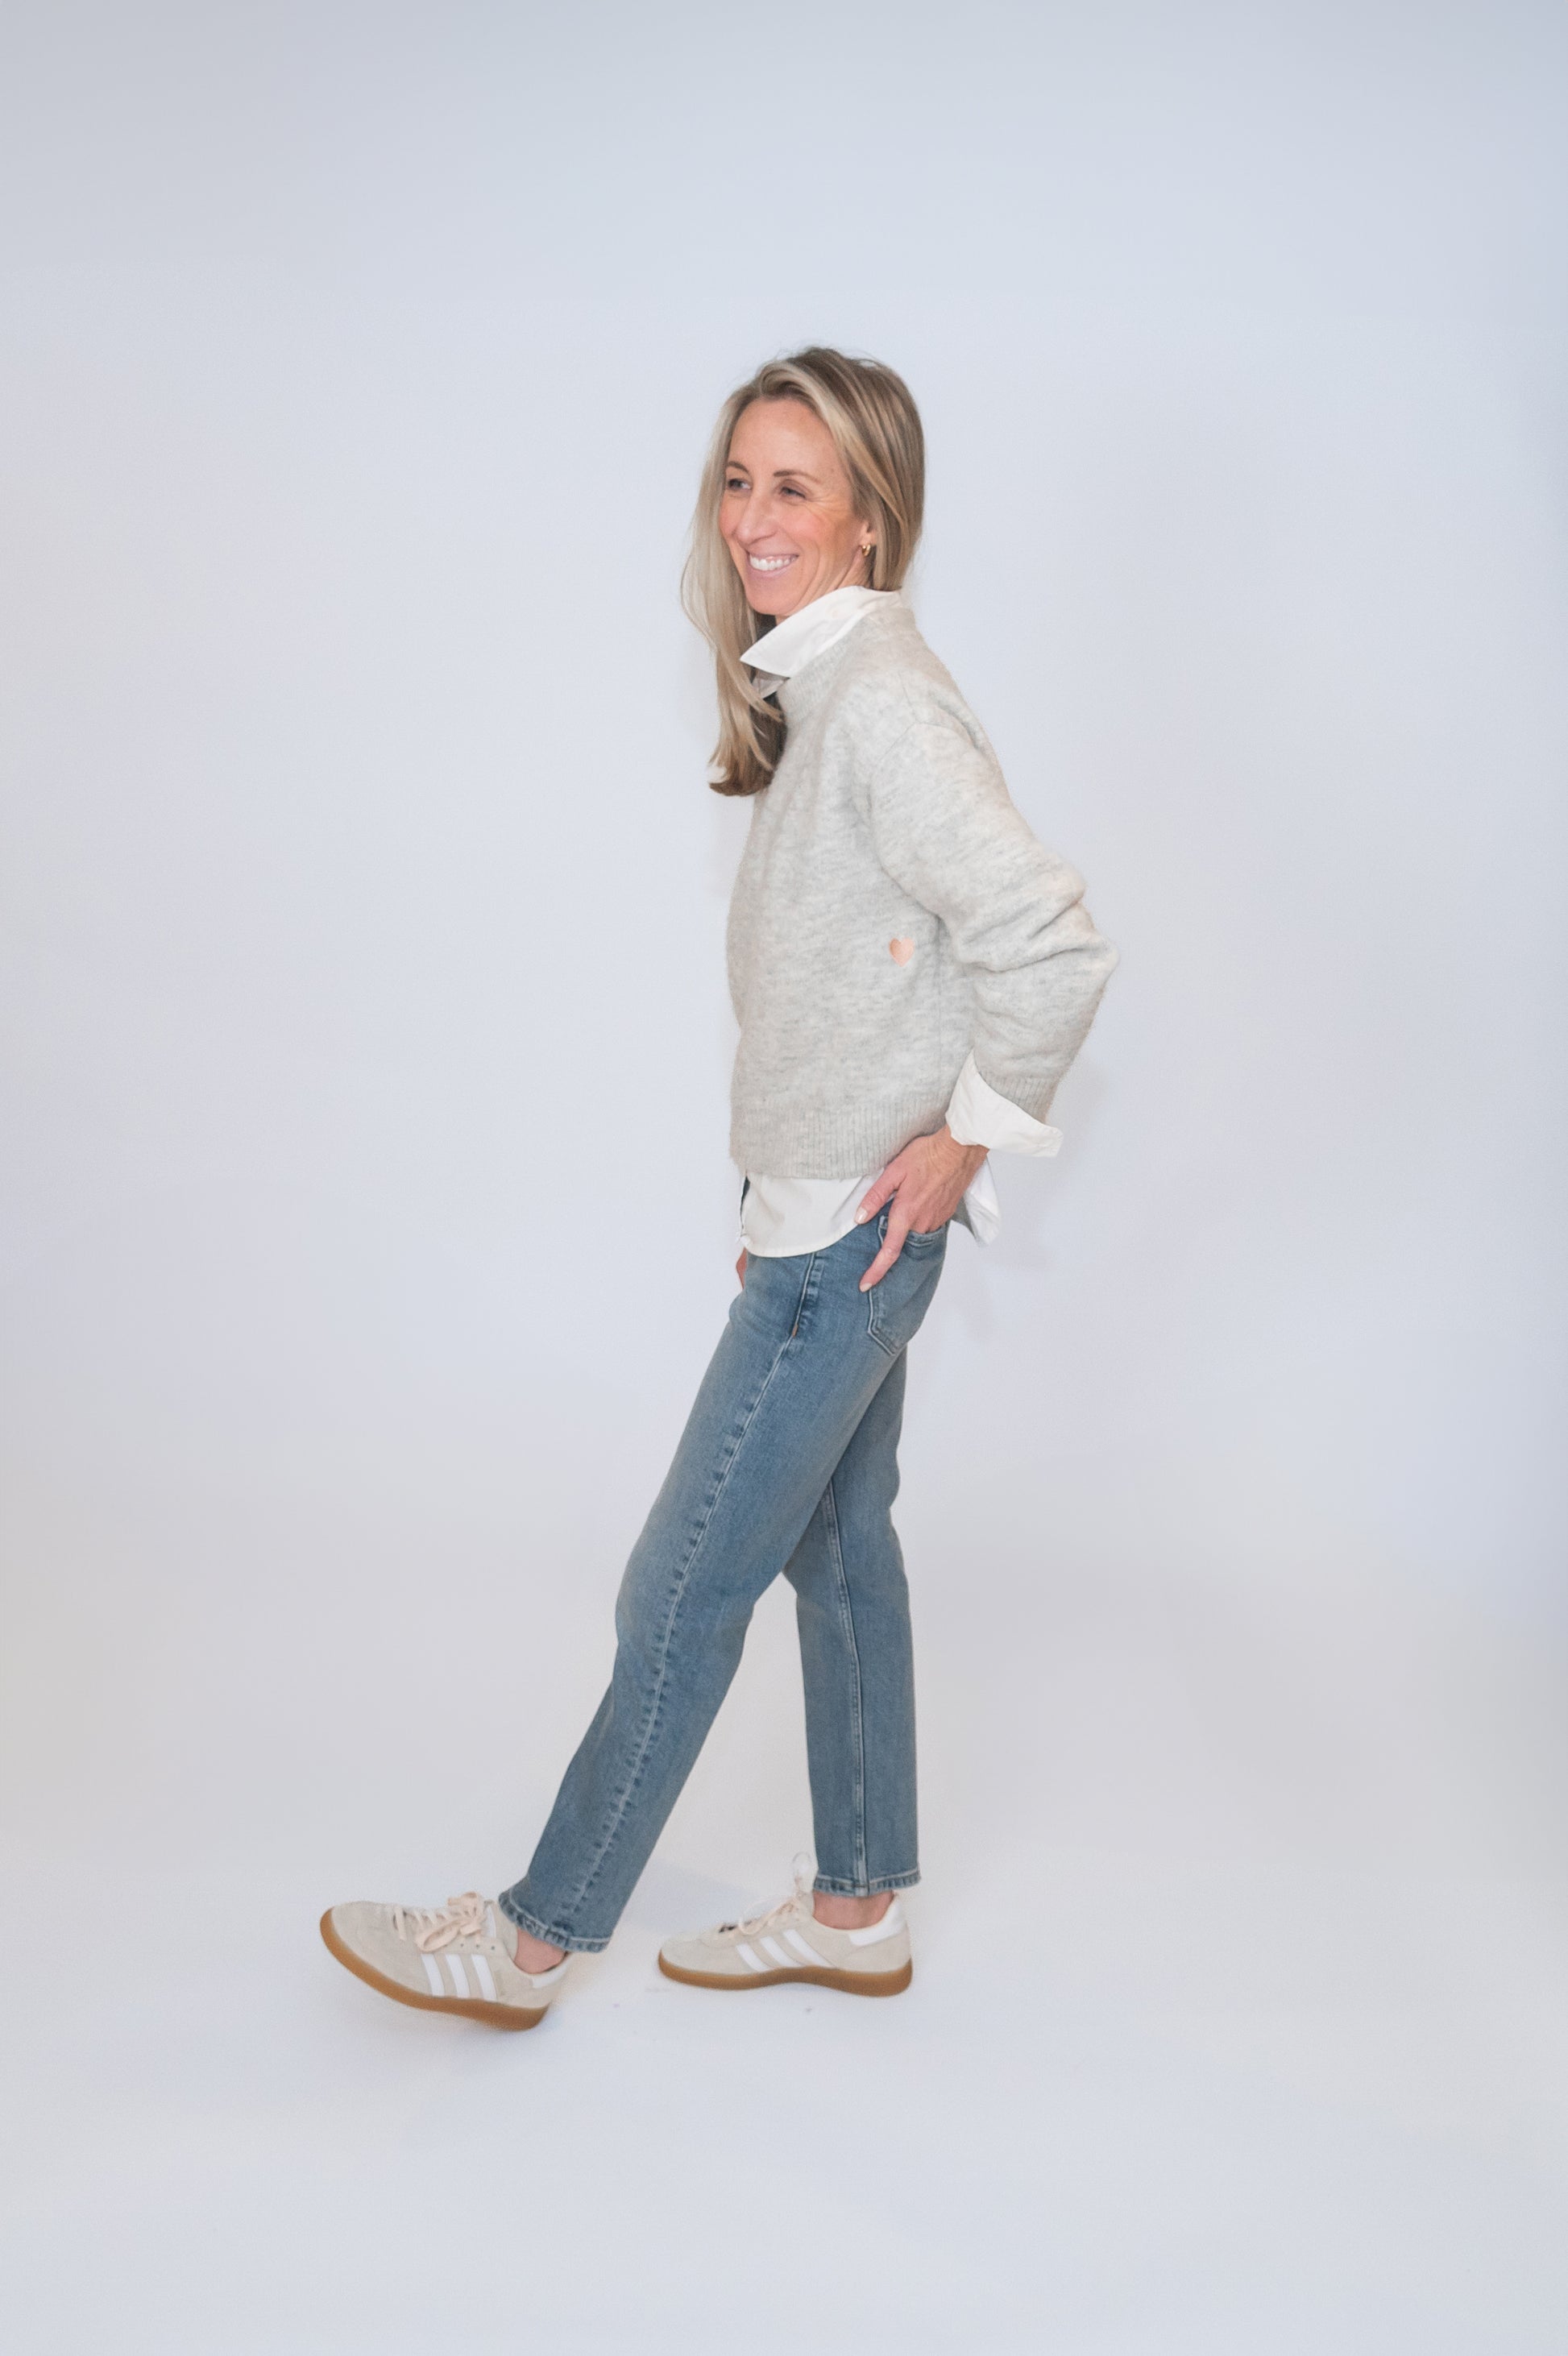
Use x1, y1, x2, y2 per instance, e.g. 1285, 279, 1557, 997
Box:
731, 1091, 955, 1180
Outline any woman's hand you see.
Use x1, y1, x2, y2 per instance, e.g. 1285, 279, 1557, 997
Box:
736, 1249, 748, 1288
855, 1126, 986, 1291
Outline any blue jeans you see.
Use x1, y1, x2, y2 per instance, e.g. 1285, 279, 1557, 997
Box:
500, 1212, 948, 1952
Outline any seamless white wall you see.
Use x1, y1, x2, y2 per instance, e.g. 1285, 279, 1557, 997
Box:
2, 6, 1564, 2350
4, 5, 1562, 1605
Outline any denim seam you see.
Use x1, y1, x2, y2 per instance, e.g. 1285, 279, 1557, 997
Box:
867, 1216, 892, 1357
812, 1869, 920, 1896
495, 1894, 609, 1956
553, 1252, 823, 1932
820, 1473, 869, 1890
867, 1226, 945, 1358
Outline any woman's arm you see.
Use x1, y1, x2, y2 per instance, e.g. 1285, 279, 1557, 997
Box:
866, 714, 1118, 1122
855, 710, 1117, 1287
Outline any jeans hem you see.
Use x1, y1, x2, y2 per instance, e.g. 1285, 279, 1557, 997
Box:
812, 1869, 920, 1897
496, 1894, 610, 1956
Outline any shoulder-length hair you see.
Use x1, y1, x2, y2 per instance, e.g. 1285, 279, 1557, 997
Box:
682, 346, 925, 798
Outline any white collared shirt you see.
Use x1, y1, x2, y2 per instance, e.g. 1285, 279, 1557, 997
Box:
740, 583, 889, 696
736, 590, 1060, 1258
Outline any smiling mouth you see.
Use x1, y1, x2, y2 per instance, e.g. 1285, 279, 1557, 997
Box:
747, 554, 797, 574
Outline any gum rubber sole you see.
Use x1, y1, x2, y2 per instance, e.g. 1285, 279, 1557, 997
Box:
657, 1953, 912, 1997
319, 1910, 549, 2031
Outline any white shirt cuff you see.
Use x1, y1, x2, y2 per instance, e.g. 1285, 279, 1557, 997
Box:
944, 1053, 1062, 1157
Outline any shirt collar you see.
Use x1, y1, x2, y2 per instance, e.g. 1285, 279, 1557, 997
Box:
739, 587, 894, 689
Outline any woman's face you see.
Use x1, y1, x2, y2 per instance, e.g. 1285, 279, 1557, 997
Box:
720, 398, 875, 620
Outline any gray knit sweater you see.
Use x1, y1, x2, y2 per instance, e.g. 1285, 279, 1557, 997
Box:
727, 595, 1116, 1178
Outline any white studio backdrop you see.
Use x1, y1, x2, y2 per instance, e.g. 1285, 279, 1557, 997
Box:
2, 5, 1566, 2352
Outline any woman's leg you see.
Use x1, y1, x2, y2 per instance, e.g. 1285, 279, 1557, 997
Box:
499, 1217, 946, 1954
783, 1346, 918, 1902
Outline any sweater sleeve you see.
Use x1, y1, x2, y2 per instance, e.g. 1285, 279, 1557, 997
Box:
865, 715, 1118, 1122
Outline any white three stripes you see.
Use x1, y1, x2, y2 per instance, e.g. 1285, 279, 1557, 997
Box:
419, 1951, 497, 2001
732, 1929, 831, 1972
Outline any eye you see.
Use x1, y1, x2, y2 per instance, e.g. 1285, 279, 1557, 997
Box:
780, 484, 805, 499
724, 475, 749, 493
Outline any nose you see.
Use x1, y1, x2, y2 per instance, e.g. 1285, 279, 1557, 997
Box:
732, 489, 779, 547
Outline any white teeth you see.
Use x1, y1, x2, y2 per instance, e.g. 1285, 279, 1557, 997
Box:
748, 554, 794, 571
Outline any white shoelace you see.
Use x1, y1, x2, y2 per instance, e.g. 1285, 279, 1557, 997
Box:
720, 1853, 815, 1937
392, 1892, 490, 1953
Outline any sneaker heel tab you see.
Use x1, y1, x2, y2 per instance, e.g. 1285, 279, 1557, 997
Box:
844, 1899, 907, 1948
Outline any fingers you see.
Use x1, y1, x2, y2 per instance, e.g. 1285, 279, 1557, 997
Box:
859, 1212, 909, 1292
736, 1250, 748, 1288
854, 1166, 897, 1226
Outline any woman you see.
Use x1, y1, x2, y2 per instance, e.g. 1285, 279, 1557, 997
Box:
321, 347, 1116, 2028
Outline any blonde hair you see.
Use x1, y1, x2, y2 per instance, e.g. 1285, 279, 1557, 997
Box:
682, 347, 925, 798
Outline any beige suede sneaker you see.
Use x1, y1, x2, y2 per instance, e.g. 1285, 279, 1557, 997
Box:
321, 1890, 568, 2030
658, 1858, 912, 1996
